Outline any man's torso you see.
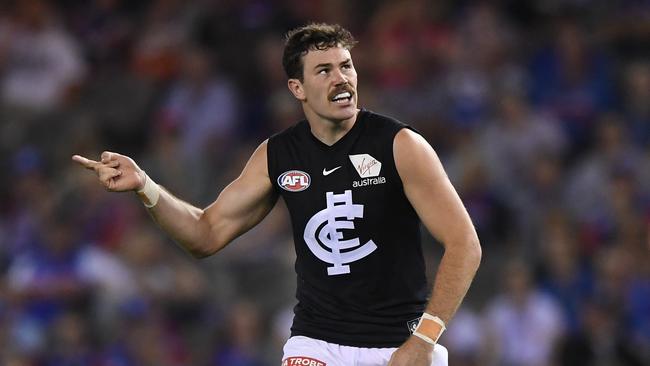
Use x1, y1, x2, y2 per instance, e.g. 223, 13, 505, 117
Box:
267, 109, 428, 347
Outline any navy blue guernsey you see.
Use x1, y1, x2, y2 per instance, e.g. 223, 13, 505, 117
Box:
267, 109, 428, 348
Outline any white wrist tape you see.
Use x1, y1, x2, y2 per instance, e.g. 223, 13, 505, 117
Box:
413, 313, 446, 346
137, 171, 160, 208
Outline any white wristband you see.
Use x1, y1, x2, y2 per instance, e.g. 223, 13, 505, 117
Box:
136, 171, 160, 208
413, 313, 446, 346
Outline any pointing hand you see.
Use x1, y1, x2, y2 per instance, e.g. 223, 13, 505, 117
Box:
72, 151, 146, 192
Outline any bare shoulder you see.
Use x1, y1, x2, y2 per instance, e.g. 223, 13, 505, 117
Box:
393, 128, 442, 181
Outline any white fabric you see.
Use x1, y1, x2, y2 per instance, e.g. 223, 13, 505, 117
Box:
282, 335, 448, 366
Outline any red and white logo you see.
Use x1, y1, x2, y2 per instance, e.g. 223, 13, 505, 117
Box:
282, 356, 326, 366
278, 170, 311, 192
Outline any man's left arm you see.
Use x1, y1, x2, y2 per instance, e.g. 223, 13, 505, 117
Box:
388, 128, 482, 365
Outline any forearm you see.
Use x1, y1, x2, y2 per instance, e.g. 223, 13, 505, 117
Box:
138, 185, 213, 258
389, 241, 480, 365
73, 145, 274, 260
425, 236, 481, 323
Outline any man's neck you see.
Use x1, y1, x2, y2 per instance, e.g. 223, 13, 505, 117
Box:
305, 108, 360, 146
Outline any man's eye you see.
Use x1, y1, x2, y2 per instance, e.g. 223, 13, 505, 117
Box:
318, 69, 328, 75
342, 64, 352, 69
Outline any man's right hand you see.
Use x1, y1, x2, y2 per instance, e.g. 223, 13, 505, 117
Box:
72, 151, 146, 192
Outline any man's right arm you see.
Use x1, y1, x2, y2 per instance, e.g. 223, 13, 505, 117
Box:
72, 140, 278, 258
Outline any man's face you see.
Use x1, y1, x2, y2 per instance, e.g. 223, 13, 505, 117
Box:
289, 46, 358, 122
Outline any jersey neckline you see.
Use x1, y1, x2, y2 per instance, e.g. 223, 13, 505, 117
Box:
302, 109, 368, 151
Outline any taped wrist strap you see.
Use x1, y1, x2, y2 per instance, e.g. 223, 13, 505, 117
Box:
137, 172, 160, 208
413, 313, 446, 346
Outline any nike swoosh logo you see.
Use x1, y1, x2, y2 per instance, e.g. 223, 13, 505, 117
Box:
322, 166, 342, 176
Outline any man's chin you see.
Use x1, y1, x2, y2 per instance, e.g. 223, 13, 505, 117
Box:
331, 105, 357, 120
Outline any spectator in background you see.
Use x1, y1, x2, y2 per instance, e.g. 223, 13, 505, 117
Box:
515, 156, 566, 252
538, 214, 594, 334
122, 311, 190, 366
156, 45, 239, 161
556, 299, 645, 366
1, 353, 34, 366
5, 212, 92, 357
477, 91, 566, 248
1, 147, 51, 259
212, 301, 268, 366
564, 116, 645, 252
248, 34, 302, 137
479, 91, 566, 199
0, 0, 85, 111
529, 17, 614, 158
363, 1, 455, 137
367, 0, 439, 90
66, 0, 136, 71
575, 243, 649, 364
147, 45, 239, 201
45, 311, 98, 365
441, 3, 522, 130
442, 306, 483, 366
130, 0, 194, 82
592, 247, 634, 332
625, 241, 650, 362
621, 61, 650, 147
446, 146, 512, 248
483, 259, 565, 366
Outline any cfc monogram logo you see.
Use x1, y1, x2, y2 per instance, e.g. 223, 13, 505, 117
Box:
303, 190, 377, 275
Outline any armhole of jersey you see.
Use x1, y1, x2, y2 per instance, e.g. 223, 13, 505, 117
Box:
400, 125, 422, 137
266, 135, 279, 193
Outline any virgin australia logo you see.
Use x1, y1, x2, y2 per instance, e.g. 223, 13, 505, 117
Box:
349, 153, 386, 188
303, 190, 378, 275
349, 154, 381, 178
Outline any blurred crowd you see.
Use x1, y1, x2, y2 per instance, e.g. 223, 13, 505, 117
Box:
0, 0, 648, 365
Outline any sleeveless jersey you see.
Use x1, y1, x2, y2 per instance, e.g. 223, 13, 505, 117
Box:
267, 109, 428, 348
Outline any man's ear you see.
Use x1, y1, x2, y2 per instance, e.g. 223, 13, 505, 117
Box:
288, 78, 306, 101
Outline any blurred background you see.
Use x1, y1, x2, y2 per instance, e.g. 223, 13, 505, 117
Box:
0, 0, 648, 365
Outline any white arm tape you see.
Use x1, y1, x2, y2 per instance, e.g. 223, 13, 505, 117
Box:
413, 313, 446, 346
137, 171, 160, 208
413, 330, 438, 345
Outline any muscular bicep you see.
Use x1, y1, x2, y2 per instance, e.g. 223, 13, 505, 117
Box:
394, 129, 476, 247
201, 140, 278, 253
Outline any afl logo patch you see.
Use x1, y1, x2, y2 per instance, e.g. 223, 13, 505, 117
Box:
278, 170, 311, 192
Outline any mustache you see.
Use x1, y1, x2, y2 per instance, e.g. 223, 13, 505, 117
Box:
328, 84, 355, 100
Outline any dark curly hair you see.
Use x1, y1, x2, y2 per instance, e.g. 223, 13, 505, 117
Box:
282, 23, 357, 81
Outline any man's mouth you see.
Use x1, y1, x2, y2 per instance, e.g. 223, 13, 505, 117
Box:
330, 91, 353, 104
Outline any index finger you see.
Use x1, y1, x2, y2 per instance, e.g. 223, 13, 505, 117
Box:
71, 154, 100, 170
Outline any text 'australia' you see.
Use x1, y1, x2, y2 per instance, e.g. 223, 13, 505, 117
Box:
352, 176, 386, 188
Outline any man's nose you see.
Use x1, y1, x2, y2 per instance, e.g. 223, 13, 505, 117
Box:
332, 68, 348, 85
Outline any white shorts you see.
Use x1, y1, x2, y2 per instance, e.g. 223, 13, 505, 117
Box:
282, 335, 448, 366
